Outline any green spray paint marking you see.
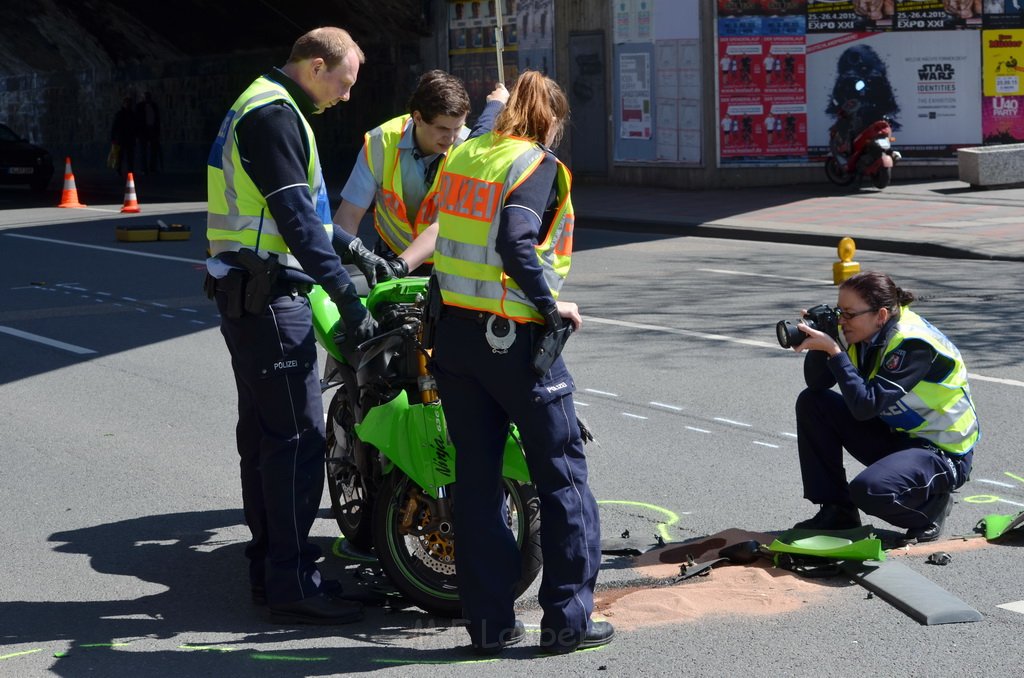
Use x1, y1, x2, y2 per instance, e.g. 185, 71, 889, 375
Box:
180, 645, 236, 652
374, 658, 499, 665
1005, 471, 1024, 484
597, 500, 681, 542
1, 649, 42, 660
331, 535, 378, 562
251, 653, 329, 662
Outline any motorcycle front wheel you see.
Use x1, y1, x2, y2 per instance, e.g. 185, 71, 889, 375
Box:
325, 364, 375, 549
373, 471, 542, 617
824, 156, 856, 186
872, 166, 892, 189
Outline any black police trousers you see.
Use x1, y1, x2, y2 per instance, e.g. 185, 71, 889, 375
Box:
431, 312, 601, 648
796, 387, 972, 530
215, 287, 326, 604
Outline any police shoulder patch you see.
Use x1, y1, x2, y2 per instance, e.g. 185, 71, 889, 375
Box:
884, 349, 905, 372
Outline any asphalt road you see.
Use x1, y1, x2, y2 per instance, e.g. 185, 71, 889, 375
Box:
1, 201, 1023, 677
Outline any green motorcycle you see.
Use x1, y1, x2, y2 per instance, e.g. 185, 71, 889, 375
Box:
310, 277, 542, 617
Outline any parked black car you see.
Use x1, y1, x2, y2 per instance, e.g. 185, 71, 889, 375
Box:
0, 122, 54, 191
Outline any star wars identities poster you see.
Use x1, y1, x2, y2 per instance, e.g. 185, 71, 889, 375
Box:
806, 31, 982, 157
982, 29, 1024, 142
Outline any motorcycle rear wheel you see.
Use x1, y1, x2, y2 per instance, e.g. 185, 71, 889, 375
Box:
325, 365, 375, 549
373, 471, 542, 617
872, 166, 892, 189
824, 156, 856, 186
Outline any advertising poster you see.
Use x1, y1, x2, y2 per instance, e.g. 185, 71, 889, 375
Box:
982, 28, 1024, 95
719, 97, 765, 158
896, 0, 983, 29
807, 31, 982, 156
807, 0, 893, 32
984, 1, 1024, 29
518, 0, 554, 75
758, 0, 808, 13
719, 35, 766, 92
982, 95, 1024, 141
620, 52, 652, 139
763, 101, 809, 155
718, 0, 763, 15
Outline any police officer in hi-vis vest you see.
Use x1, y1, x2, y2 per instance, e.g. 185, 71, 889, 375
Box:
789, 271, 979, 543
333, 70, 508, 281
206, 27, 389, 626
430, 71, 614, 655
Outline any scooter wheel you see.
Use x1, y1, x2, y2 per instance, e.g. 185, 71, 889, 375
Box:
872, 166, 892, 189
824, 157, 856, 186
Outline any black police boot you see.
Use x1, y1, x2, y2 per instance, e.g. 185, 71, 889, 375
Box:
540, 620, 615, 655
471, 620, 526, 656
904, 493, 953, 544
793, 503, 862, 531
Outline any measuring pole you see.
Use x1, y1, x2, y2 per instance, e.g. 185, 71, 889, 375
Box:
494, 0, 505, 86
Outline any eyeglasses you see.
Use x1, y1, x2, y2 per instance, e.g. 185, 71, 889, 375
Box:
837, 307, 875, 321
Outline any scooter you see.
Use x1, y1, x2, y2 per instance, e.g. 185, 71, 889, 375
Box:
824, 80, 901, 190
308, 277, 542, 617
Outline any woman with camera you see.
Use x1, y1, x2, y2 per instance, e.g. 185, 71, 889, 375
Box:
789, 271, 979, 543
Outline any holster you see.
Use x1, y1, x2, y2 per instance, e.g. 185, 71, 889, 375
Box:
220, 269, 246, 319
237, 249, 280, 316
531, 320, 573, 376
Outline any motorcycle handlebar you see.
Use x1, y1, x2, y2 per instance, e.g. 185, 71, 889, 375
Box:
354, 322, 418, 354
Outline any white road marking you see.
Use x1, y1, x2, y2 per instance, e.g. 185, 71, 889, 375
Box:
975, 479, 1016, 488
685, 426, 710, 433
753, 441, 780, 448
698, 268, 831, 285
0, 325, 95, 354
781, 431, 798, 438
997, 601, 1024, 615
575, 400, 590, 407
998, 498, 1024, 508
714, 417, 751, 427
584, 316, 778, 349
622, 413, 648, 420
584, 388, 619, 397
5, 233, 202, 264
650, 401, 684, 411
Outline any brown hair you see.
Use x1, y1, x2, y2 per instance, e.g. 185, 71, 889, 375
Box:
494, 70, 569, 146
840, 271, 916, 313
407, 70, 471, 123
287, 27, 365, 70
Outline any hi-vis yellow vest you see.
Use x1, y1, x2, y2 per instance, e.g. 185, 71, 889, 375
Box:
434, 132, 574, 324
365, 115, 455, 263
851, 308, 979, 455
207, 76, 332, 270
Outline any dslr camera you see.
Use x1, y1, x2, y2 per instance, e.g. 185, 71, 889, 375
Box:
776, 304, 840, 348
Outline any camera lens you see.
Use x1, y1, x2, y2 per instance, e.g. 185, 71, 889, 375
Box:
775, 320, 805, 348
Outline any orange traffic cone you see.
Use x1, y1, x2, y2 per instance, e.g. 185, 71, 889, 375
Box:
57, 157, 87, 208
120, 172, 140, 213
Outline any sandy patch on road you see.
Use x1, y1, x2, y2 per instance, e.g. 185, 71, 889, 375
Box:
594, 534, 1000, 630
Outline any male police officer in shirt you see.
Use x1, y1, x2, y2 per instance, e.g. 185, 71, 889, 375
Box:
332, 70, 507, 278
206, 27, 386, 625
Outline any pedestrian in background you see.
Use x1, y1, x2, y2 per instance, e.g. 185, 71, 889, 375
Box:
110, 95, 136, 176
136, 91, 161, 174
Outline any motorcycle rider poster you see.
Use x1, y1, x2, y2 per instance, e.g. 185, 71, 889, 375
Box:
806, 31, 982, 156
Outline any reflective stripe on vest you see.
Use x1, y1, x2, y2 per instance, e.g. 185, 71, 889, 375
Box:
434, 132, 574, 324
365, 115, 461, 262
207, 76, 331, 270
850, 308, 979, 454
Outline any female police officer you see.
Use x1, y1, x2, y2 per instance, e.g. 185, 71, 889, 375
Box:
429, 71, 613, 655
790, 271, 979, 543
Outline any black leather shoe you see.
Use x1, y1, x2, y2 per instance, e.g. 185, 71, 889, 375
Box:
268, 593, 363, 625
793, 504, 862, 531
904, 493, 953, 544
471, 620, 526, 656
253, 578, 382, 606
540, 620, 615, 655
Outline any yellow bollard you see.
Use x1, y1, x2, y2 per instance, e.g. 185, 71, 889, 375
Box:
833, 237, 860, 285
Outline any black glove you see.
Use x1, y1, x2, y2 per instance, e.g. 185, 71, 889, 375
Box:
343, 237, 387, 288
375, 256, 409, 282
331, 283, 378, 351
